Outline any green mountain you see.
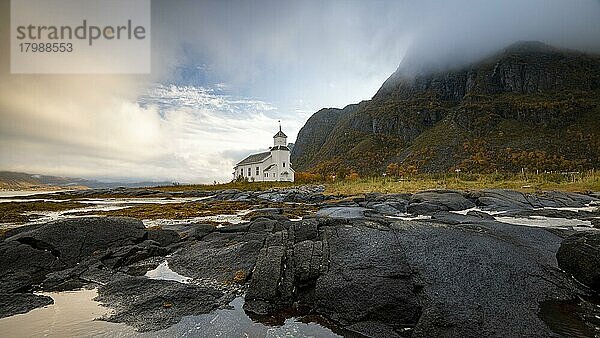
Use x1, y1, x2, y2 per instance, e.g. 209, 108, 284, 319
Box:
291, 41, 600, 176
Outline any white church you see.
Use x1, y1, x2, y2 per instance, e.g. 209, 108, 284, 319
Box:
233, 126, 295, 182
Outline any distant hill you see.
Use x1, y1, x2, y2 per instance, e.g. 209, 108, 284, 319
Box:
291, 41, 600, 176
0, 171, 174, 191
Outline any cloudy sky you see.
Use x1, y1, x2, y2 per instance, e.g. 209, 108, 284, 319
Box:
1, 0, 600, 183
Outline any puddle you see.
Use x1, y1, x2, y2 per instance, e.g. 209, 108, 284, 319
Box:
0, 291, 341, 337
539, 297, 600, 338
143, 210, 252, 228
81, 196, 213, 205
385, 214, 432, 221
496, 216, 594, 230
450, 207, 503, 216
145, 261, 191, 284
0, 288, 135, 337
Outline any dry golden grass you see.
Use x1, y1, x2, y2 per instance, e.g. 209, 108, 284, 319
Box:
324, 171, 600, 195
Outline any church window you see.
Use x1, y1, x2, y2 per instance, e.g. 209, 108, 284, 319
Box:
256, 167, 259, 175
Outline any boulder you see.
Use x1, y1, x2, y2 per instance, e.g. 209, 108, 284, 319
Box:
557, 231, 600, 291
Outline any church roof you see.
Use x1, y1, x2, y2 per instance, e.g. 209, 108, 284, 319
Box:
273, 130, 287, 138
235, 151, 271, 166
263, 163, 277, 171
270, 145, 289, 151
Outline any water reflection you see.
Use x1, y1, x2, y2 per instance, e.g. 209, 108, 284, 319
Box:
538, 297, 600, 338
0, 289, 341, 338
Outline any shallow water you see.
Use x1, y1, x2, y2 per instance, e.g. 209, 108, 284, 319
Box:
495, 215, 594, 229
145, 260, 191, 283
0, 288, 135, 337
538, 297, 600, 337
0, 289, 341, 337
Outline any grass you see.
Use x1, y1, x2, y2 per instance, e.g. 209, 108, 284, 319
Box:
324, 171, 600, 195
149, 171, 600, 196
154, 181, 298, 192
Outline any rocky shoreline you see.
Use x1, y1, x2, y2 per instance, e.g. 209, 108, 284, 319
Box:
1, 187, 599, 337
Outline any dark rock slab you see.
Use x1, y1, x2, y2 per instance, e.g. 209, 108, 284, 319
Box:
0, 217, 178, 294
314, 224, 421, 333
476, 189, 535, 211
0, 293, 53, 318
6, 217, 146, 267
430, 211, 495, 225
408, 191, 475, 215
96, 276, 228, 332
391, 219, 581, 337
168, 231, 265, 283
146, 228, 180, 247
557, 231, 600, 291
316, 207, 367, 219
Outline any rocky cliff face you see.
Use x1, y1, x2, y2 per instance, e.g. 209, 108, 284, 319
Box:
291, 41, 600, 175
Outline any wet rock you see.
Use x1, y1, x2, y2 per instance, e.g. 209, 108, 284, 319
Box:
216, 223, 249, 233
0, 293, 53, 318
0, 217, 179, 294
101, 240, 170, 269
314, 225, 421, 331
557, 231, 600, 291
498, 208, 597, 220
244, 245, 286, 314
168, 231, 265, 283
407, 191, 475, 215
146, 228, 180, 247
247, 218, 282, 233
289, 219, 319, 243
161, 223, 215, 240
0, 239, 62, 292
430, 211, 494, 225
370, 202, 403, 215
391, 219, 580, 337
476, 190, 597, 212
316, 207, 367, 219
466, 210, 495, 220
6, 217, 146, 267
530, 191, 596, 208
242, 212, 586, 337
476, 189, 534, 211
96, 276, 229, 332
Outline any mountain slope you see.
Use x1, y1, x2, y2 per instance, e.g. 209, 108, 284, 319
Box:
0, 171, 173, 190
291, 42, 600, 176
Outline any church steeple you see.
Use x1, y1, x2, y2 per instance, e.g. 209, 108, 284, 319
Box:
273, 121, 287, 147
